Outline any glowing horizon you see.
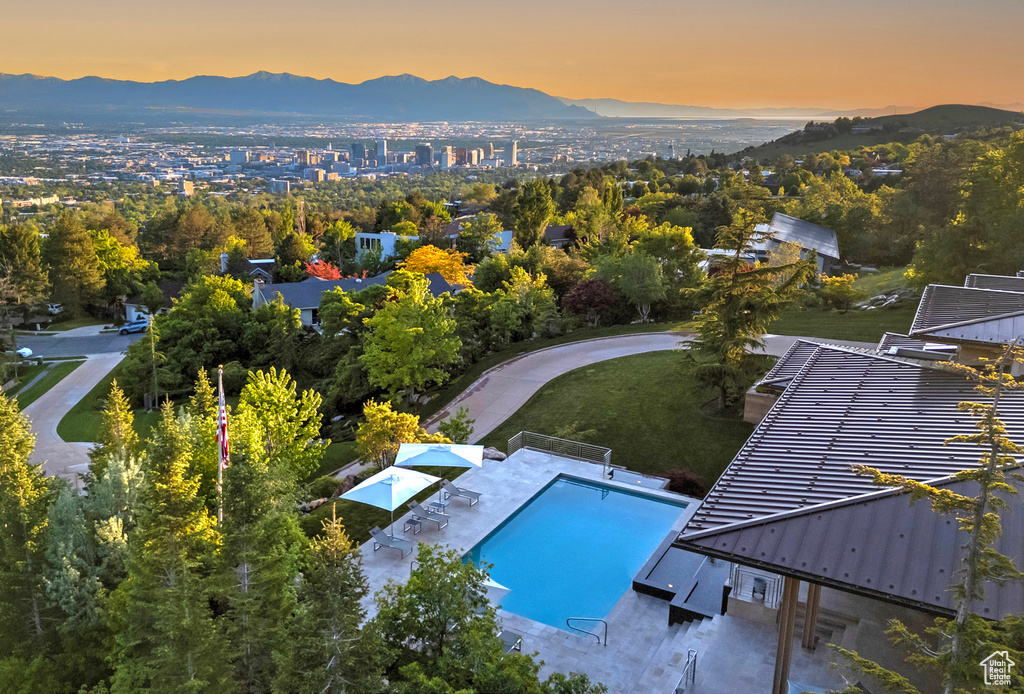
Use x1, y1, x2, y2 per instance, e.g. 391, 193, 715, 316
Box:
3, 0, 1022, 111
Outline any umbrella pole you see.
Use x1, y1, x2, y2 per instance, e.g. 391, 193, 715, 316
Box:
390, 508, 395, 540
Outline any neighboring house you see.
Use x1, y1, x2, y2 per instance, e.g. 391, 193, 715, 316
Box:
220, 253, 275, 282
755, 212, 840, 274
124, 279, 184, 322
543, 225, 574, 249
252, 271, 459, 327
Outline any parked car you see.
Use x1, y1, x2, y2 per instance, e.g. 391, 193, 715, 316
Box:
3, 347, 32, 359
119, 318, 149, 335
47, 303, 63, 315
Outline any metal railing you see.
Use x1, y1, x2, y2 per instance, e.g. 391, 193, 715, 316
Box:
566, 617, 607, 645
508, 432, 613, 478
730, 564, 784, 610
674, 649, 697, 692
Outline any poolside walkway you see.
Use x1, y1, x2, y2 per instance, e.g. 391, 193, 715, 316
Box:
357, 448, 847, 693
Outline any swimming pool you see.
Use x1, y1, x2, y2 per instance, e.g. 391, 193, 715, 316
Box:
464, 476, 687, 629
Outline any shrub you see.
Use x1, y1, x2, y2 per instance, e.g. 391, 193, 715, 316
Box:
306, 474, 342, 500
656, 469, 706, 498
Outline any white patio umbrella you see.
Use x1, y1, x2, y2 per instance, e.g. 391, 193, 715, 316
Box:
340, 466, 439, 539
394, 443, 485, 503
483, 577, 510, 607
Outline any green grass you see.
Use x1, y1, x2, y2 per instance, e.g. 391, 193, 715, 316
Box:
57, 362, 124, 442
16, 360, 84, 409
769, 304, 916, 342
416, 319, 694, 421
48, 317, 108, 331
3, 363, 47, 397
851, 267, 912, 297
310, 441, 360, 479
479, 351, 754, 485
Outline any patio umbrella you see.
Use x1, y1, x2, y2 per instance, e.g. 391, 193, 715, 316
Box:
394, 443, 485, 503
340, 466, 439, 539
483, 577, 510, 607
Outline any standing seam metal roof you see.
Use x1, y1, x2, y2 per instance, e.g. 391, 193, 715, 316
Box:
766, 212, 840, 261
964, 273, 1024, 292
756, 339, 821, 387
910, 284, 1024, 335
677, 472, 1024, 618
682, 344, 1024, 535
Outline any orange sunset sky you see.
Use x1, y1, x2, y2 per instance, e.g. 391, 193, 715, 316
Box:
3, 0, 1022, 110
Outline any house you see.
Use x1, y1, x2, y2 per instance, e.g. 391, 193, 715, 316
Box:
906, 282, 1024, 363
123, 279, 184, 322
220, 253, 275, 282
252, 271, 459, 327
755, 212, 840, 273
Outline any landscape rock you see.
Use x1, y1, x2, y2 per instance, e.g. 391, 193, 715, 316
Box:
483, 446, 507, 461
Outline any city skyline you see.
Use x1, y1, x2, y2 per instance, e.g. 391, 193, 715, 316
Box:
3, 0, 1023, 110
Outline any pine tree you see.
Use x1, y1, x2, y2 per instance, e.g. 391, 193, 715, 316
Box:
222, 451, 305, 693
188, 368, 217, 419
839, 344, 1024, 693
108, 402, 231, 694
687, 209, 815, 410
90, 380, 140, 477
41, 212, 105, 315
0, 222, 49, 306
278, 504, 385, 694
0, 392, 54, 658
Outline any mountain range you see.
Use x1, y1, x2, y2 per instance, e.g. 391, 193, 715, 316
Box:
0, 72, 597, 122
0, 71, 1019, 124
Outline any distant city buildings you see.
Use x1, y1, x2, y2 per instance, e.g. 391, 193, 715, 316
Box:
505, 140, 518, 166
415, 144, 433, 166
376, 139, 387, 162
268, 179, 291, 194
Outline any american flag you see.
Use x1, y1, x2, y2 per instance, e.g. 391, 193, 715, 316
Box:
217, 366, 230, 470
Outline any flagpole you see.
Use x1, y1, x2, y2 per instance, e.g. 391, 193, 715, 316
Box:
217, 364, 225, 524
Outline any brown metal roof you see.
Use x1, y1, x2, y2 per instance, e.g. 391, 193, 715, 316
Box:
677, 472, 1024, 618
910, 284, 1024, 335
876, 332, 933, 351
964, 273, 1024, 292
682, 344, 1024, 535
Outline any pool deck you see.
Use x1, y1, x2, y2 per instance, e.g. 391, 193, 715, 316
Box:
358, 448, 846, 693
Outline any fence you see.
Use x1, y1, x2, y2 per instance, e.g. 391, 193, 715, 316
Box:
508, 431, 612, 478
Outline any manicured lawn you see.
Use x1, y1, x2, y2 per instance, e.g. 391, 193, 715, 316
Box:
852, 267, 912, 297
48, 317, 108, 331
57, 362, 125, 442
310, 441, 360, 479
768, 304, 916, 343
479, 351, 754, 487
416, 319, 695, 421
16, 360, 84, 409
3, 362, 46, 397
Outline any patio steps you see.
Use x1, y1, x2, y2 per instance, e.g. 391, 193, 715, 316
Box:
628, 614, 718, 693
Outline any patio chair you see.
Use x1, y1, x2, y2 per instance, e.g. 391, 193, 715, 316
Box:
407, 500, 450, 530
499, 630, 522, 654
369, 527, 416, 558
441, 479, 481, 506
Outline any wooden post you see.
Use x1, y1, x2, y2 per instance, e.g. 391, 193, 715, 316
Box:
802, 582, 822, 650
772, 576, 800, 694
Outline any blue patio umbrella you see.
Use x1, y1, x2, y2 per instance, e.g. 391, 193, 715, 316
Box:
340, 465, 440, 539
394, 443, 484, 503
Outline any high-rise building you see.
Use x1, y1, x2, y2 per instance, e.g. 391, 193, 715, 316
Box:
484, 143, 494, 159
376, 140, 388, 161
415, 144, 434, 166
468, 149, 480, 166
229, 149, 250, 164
350, 143, 366, 161
439, 151, 455, 169
505, 140, 518, 166
455, 147, 468, 166
268, 179, 290, 194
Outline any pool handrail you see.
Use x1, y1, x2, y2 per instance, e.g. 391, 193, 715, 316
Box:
565, 616, 607, 645
674, 649, 698, 692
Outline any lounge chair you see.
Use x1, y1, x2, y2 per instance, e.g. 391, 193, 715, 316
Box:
407, 500, 449, 530
441, 479, 481, 506
369, 527, 416, 558
499, 630, 522, 654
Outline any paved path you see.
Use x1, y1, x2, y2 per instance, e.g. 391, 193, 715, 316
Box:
422, 331, 875, 444
23, 353, 123, 480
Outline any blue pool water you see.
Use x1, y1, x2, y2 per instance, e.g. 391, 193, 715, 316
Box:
464, 476, 686, 629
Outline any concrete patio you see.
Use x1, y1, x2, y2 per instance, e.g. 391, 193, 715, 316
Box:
356, 448, 848, 693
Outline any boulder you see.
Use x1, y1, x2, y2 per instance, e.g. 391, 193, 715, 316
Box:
483, 446, 507, 461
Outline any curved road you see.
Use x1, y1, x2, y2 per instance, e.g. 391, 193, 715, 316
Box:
25, 328, 873, 481
422, 331, 875, 444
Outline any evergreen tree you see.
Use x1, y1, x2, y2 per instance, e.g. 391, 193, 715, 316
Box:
0, 393, 54, 658
279, 504, 386, 694
41, 212, 105, 315
0, 222, 49, 307
90, 380, 140, 476
221, 450, 305, 693
687, 209, 815, 409
513, 180, 555, 249
108, 402, 230, 694
839, 345, 1024, 693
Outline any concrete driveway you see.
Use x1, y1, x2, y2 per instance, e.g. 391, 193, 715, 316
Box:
423, 331, 874, 444
23, 353, 123, 480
